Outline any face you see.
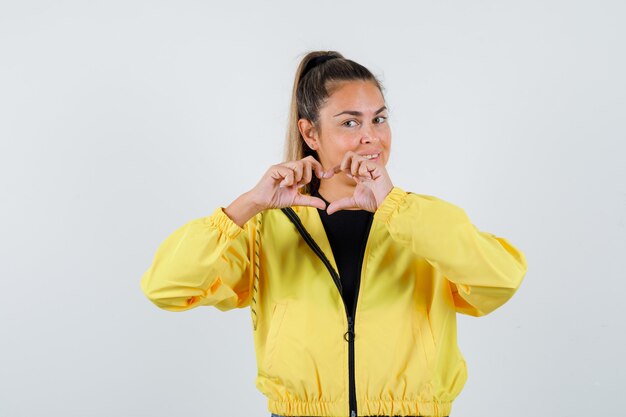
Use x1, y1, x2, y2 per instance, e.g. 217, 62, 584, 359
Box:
299, 80, 391, 180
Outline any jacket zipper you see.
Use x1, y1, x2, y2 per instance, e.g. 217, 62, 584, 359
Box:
349, 212, 373, 417
281, 208, 374, 417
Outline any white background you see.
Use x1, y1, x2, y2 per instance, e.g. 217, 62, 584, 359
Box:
1, 1, 624, 416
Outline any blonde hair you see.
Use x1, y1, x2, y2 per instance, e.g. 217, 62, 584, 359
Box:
283, 50, 385, 195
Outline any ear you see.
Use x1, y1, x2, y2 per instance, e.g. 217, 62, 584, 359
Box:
298, 118, 320, 150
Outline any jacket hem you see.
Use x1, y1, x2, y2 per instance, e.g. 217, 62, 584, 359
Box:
268, 398, 452, 417
361, 399, 452, 416
268, 399, 346, 417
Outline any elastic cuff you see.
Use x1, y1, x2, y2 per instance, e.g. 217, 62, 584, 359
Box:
374, 186, 408, 223
205, 207, 245, 239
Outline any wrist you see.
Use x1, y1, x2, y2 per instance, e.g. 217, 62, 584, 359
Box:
376, 182, 394, 208
224, 191, 264, 228
243, 189, 266, 212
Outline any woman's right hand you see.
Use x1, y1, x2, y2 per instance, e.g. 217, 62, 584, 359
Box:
224, 156, 330, 227
248, 156, 329, 211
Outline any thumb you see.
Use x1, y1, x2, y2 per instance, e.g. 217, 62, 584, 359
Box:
326, 196, 357, 215
293, 194, 327, 210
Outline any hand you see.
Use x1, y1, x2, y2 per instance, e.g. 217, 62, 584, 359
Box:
248, 156, 331, 211
325, 151, 394, 215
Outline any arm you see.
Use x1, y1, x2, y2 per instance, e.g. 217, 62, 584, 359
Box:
139, 156, 327, 313
374, 186, 528, 317
139, 203, 260, 313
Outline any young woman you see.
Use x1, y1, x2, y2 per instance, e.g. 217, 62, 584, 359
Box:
140, 51, 528, 417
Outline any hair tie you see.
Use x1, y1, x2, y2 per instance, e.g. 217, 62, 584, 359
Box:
302, 55, 337, 78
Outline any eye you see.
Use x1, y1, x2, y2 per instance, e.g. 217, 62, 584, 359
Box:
343, 120, 358, 128
374, 116, 387, 124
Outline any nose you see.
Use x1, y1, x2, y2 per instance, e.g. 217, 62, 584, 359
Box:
360, 122, 379, 143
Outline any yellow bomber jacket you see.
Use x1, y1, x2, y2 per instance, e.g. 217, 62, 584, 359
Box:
140, 186, 528, 417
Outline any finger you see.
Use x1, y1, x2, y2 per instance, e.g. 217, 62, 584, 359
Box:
340, 151, 357, 172
346, 173, 369, 186
290, 163, 304, 184
358, 160, 373, 178
321, 164, 340, 179
327, 196, 358, 215
315, 162, 326, 178
345, 172, 365, 183
278, 161, 303, 184
350, 155, 363, 176
304, 156, 324, 178
293, 194, 327, 210
271, 165, 295, 184
279, 170, 295, 187
299, 161, 313, 186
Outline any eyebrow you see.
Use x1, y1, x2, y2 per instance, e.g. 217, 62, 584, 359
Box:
333, 106, 387, 117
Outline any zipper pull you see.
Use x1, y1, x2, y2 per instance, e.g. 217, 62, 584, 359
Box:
344, 315, 355, 342
351, 409, 356, 417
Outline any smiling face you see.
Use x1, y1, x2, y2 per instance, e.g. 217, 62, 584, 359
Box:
300, 80, 391, 179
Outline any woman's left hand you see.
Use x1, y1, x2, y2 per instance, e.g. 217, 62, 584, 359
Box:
324, 151, 394, 215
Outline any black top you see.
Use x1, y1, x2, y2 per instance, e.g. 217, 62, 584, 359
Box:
312, 189, 374, 315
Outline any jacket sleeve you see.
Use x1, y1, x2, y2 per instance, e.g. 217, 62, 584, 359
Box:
139, 206, 256, 312
374, 186, 528, 317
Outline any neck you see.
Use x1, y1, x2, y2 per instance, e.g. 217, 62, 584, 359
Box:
317, 177, 357, 206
